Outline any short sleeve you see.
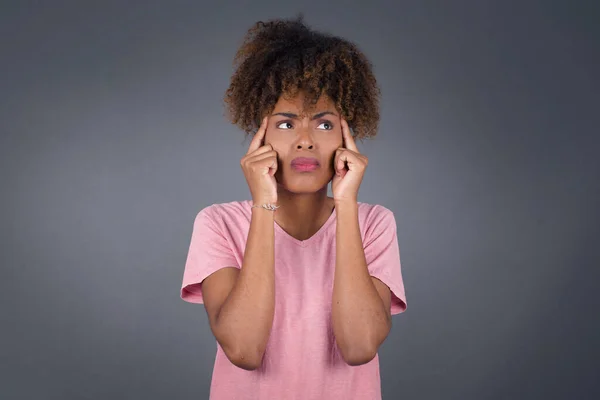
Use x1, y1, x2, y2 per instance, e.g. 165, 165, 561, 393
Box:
180, 207, 240, 304
363, 206, 407, 315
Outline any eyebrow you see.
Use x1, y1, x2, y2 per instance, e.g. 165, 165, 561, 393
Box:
271, 111, 338, 120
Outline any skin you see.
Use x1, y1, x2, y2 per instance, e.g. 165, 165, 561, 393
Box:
265, 92, 342, 240
201, 90, 392, 369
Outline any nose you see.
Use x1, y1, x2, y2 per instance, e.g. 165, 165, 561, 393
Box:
296, 128, 314, 150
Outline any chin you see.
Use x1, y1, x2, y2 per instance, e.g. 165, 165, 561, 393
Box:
279, 177, 331, 194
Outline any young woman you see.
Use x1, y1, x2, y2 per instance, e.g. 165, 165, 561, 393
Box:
181, 15, 407, 400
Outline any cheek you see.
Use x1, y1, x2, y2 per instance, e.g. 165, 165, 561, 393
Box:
264, 133, 280, 151
327, 134, 343, 155
325, 151, 338, 170
329, 129, 343, 148
264, 140, 285, 163
266, 130, 289, 146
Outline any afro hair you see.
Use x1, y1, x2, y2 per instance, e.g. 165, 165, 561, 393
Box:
224, 14, 381, 139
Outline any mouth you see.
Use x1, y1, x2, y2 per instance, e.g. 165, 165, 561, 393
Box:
291, 157, 320, 172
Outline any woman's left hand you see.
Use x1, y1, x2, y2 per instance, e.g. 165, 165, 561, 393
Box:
332, 119, 368, 204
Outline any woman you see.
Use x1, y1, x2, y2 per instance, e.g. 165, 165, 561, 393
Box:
181, 15, 407, 400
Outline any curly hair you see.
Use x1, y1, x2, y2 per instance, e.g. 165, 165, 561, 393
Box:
224, 14, 381, 139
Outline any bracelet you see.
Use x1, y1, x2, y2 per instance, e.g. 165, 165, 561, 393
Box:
251, 203, 280, 211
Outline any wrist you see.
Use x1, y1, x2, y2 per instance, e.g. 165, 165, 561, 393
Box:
252, 198, 278, 206
334, 198, 358, 209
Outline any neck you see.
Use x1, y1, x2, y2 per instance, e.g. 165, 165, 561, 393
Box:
273, 185, 335, 241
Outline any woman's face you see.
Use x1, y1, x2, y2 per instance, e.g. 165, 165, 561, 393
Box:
264, 92, 343, 194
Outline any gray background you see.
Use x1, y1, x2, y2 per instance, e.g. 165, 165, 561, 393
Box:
1, 1, 599, 399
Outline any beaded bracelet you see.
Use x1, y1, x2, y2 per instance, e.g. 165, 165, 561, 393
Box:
251, 203, 280, 211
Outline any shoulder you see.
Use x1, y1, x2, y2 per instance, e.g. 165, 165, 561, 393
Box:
357, 201, 396, 223
193, 199, 252, 227
356, 201, 398, 239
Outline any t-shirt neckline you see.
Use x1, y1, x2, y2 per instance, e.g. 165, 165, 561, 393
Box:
244, 200, 337, 248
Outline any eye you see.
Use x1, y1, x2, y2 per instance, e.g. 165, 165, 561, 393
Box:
276, 121, 293, 130
317, 121, 334, 130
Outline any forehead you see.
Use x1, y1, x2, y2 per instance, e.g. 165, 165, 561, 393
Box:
273, 92, 335, 113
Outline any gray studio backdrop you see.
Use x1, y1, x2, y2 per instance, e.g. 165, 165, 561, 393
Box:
2, 1, 598, 399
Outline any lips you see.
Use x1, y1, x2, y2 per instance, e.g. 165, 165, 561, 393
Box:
291, 157, 320, 172
291, 157, 319, 166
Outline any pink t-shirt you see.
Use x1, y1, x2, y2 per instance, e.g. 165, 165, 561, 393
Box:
181, 200, 407, 400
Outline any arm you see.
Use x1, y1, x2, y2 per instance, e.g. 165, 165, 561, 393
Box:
332, 201, 392, 366
201, 207, 275, 370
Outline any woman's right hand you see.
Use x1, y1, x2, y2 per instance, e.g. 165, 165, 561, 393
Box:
240, 116, 278, 204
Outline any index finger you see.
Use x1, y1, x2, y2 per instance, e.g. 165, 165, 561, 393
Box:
246, 116, 269, 155
341, 119, 359, 153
